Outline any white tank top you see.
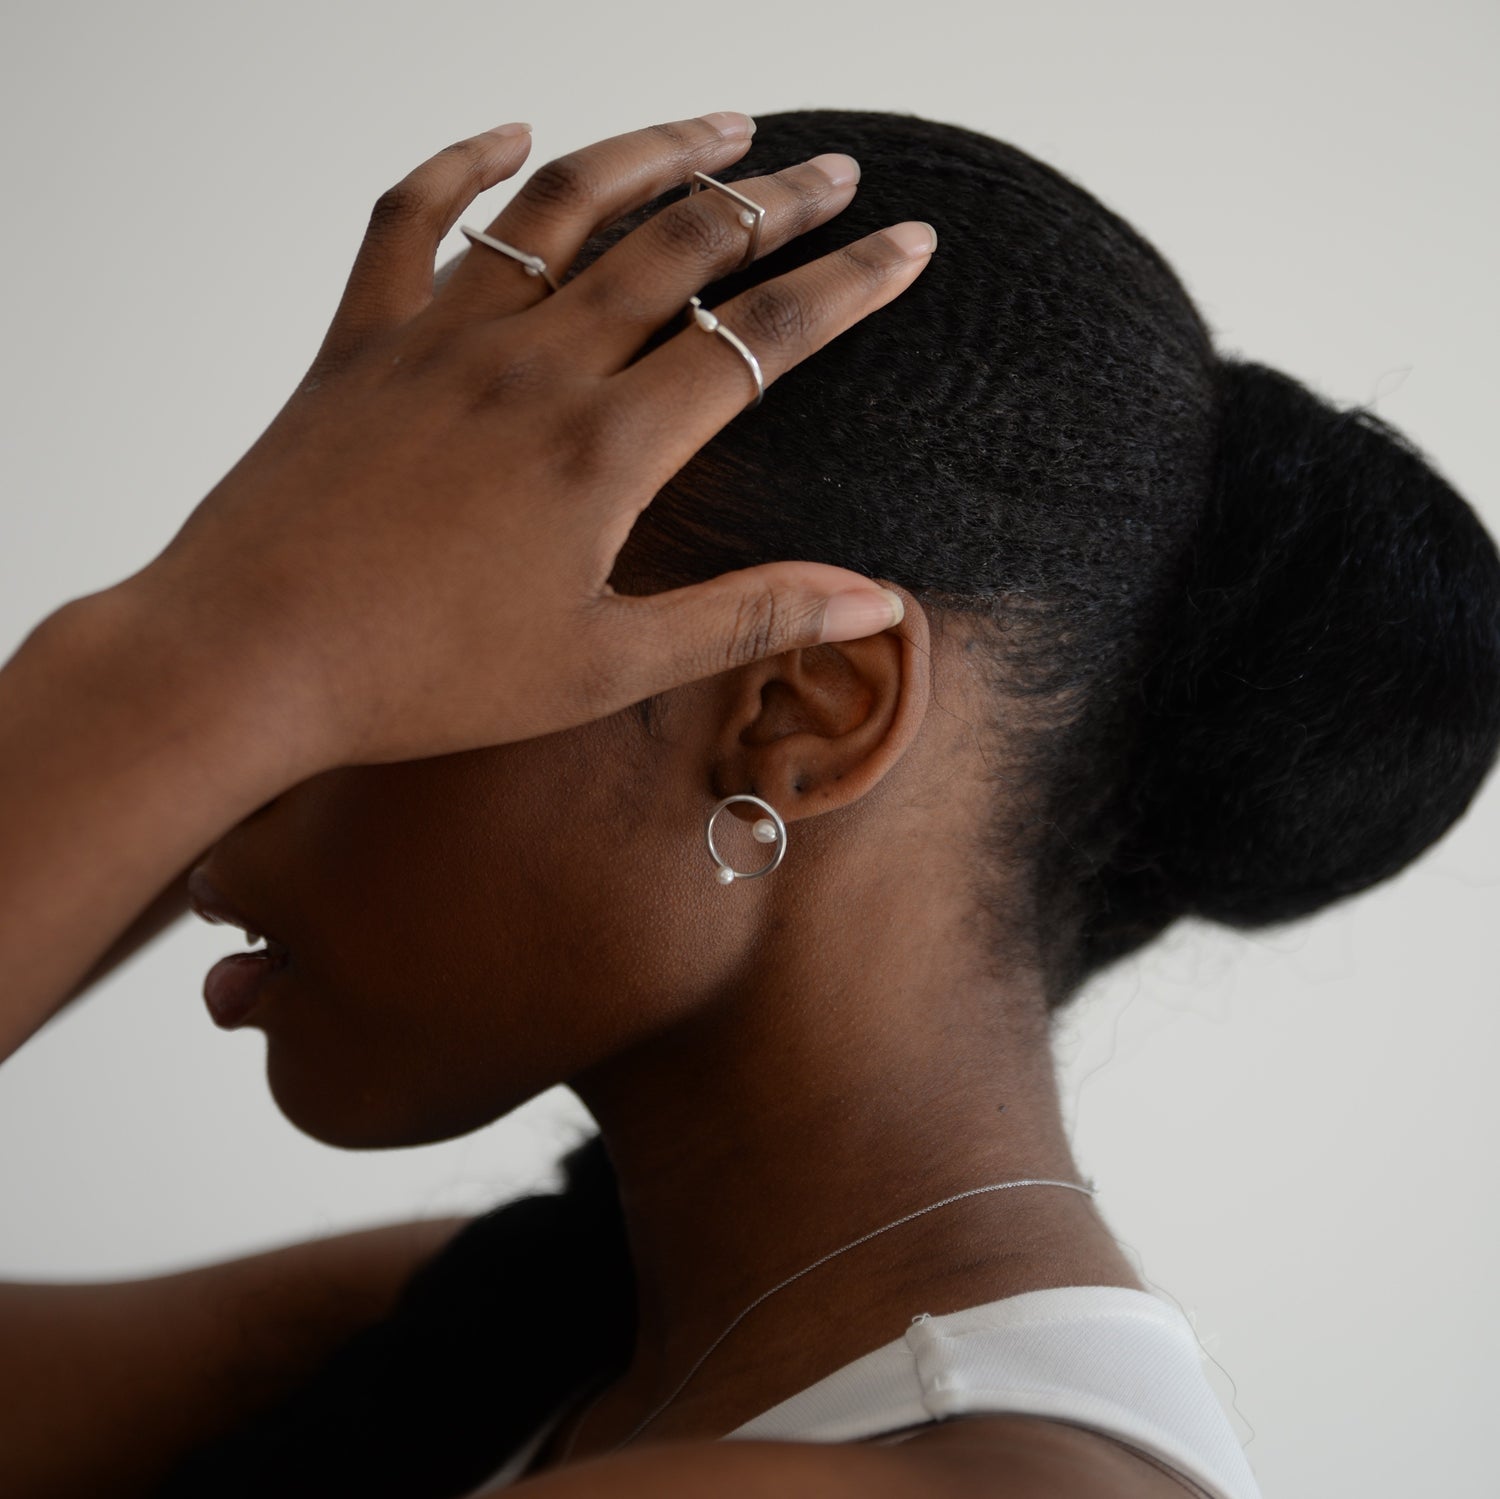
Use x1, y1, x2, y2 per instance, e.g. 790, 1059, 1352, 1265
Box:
463, 1285, 1262, 1499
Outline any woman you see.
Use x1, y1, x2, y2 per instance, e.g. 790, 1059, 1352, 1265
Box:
2, 106, 1494, 1499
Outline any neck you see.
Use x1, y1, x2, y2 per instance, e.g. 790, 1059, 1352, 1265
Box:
566, 901, 1141, 1451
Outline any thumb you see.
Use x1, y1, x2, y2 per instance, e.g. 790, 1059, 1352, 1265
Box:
604, 562, 908, 700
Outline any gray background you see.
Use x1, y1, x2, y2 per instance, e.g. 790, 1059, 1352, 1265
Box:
1, 3, 1495, 1496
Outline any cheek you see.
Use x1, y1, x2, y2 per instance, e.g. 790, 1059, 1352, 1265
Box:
243, 723, 714, 1147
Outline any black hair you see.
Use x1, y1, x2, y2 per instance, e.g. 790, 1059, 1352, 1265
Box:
153, 1132, 630, 1499
152, 109, 1500, 1495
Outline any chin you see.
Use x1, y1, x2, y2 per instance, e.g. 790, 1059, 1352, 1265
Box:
263, 1040, 504, 1151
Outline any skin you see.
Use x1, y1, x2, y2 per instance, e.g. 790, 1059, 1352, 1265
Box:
191, 592, 1147, 1479
0, 1216, 473, 1498
0, 113, 1187, 1496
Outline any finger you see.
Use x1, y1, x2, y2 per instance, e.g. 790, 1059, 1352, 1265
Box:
590, 564, 908, 708
431, 111, 756, 324
609, 220, 938, 478
314, 123, 535, 367
543, 151, 862, 375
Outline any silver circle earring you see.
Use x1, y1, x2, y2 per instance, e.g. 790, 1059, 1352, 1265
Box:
705, 794, 786, 885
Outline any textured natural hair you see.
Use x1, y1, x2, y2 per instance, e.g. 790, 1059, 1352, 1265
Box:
152, 110, 1500, 1496
598, 110, 1500, 1008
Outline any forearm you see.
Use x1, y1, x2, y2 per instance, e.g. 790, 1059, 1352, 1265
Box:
59, 857, 200, 1007
0, 581, 327, 1062
0, 1214, 475, 1499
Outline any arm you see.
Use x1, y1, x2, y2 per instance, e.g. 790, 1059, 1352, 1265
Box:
0, 582, 328, 1062
0, 587, 469, 1498
0, 1214, 474, 1499
495, 1414, 1191, 1499
2, 109, 918, 1070
59, 856, 199, 1008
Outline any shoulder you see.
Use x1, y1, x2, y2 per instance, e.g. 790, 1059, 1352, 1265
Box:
881, 1414, 1208, 1496
502, 1415, 1199, 1498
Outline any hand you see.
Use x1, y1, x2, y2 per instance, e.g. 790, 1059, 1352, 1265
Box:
125, 112, 931, 772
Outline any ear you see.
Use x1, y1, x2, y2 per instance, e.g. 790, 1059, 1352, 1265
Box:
707, 582, 931, 821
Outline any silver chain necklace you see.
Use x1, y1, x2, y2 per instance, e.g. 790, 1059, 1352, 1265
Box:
557, 1172, 1099, 1464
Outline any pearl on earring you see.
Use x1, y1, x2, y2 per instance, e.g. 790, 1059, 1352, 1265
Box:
705, 794, 787, 884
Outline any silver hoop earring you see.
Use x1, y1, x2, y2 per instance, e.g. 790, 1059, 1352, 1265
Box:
705, 794, 786, 885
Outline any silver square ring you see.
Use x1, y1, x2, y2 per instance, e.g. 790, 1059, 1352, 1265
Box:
688, 172, 767, 271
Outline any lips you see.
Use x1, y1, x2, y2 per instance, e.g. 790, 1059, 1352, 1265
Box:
186, 865, 289, 955
189, 865, 293, 1029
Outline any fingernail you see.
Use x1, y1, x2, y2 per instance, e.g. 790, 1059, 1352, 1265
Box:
700, 111, 756, 139
885, 221, 938, 256
808, 152, 860, 187
820, 588, 905, 643
487, 121, 533, 138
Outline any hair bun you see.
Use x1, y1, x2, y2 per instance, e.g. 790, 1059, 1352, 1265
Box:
1087, 358, 1500, 963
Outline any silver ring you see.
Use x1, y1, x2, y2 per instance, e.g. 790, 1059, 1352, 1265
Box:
687, 296, 764, 410
458, 225, 560, 294
688, 172, 767, 271
706, 794, 786, 884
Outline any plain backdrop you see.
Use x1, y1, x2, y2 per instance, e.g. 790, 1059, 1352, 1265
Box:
1, 3, 1496, 1496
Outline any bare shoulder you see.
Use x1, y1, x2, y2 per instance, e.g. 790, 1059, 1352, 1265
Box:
887, 1414, 1208, 1496
502, 1415, 1200, 1499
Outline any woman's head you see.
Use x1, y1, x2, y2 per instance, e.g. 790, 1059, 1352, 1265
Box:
602, 108, 1500, 996
198, 109, 1500, 1149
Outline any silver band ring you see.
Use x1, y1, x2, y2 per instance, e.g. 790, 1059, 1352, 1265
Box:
688, 172, 767, 270
458, 225, 560, 294
688, 296, 764, 410
706, 794, 786, 883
